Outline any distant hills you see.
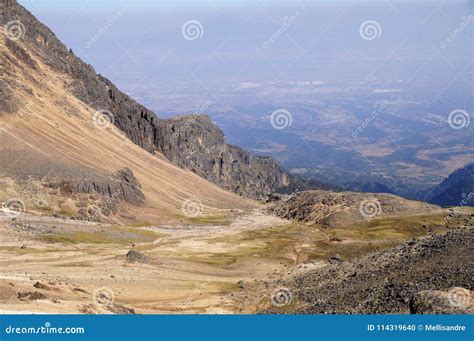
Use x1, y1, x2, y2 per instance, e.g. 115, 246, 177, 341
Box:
423, 164, 474, 207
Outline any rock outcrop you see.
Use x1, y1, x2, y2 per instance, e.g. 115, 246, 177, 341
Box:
57, 168, 144, 205
268, 190, 440, 227
44, 168, 144, 217
125, 250, 148, 263
154, 114, 290, 198
410, 288, 472, 314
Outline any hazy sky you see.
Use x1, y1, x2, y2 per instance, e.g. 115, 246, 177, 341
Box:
18, 0, 473, 92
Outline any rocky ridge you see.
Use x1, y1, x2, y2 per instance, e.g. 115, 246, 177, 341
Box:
266, 228, 473, 314
268, 190, 440, 227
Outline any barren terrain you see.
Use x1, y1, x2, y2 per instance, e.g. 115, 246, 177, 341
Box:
1, 204, 471, 314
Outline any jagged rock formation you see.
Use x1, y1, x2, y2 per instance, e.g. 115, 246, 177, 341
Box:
42, 168, 144, 218
268, 190, 440, 227
53, 168, 144, 205
154, 114, 289, 197
265, 228, 473, 314
423, 164, 474, 207
0, 0, 294, 199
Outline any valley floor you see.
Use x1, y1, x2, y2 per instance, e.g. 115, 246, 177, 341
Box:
0, 207, 471, 314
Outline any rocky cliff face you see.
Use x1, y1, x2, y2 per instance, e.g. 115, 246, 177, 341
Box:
154, 115, 289, 197
0, 0, 292, 199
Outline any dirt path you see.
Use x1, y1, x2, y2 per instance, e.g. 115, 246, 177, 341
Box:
0, 210, 291, 314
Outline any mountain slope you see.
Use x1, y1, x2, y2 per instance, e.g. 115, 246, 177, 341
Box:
0, 0, 294, 199
265, 228, 473, 314
423, 164, 474, 207
0, 5, 256, 223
